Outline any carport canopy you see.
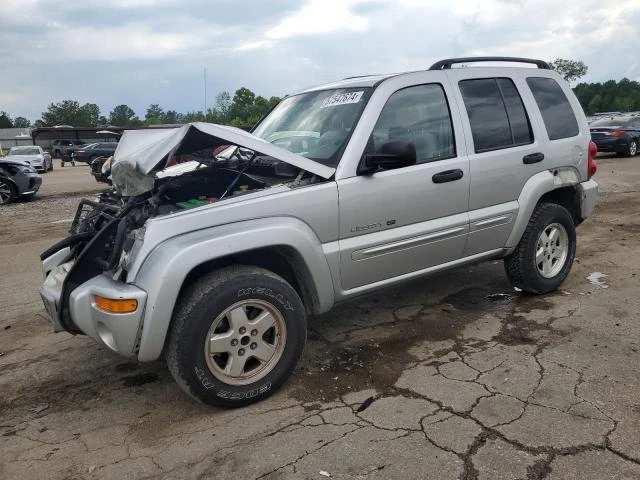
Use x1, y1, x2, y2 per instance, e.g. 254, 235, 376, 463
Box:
31, 125, 182, 144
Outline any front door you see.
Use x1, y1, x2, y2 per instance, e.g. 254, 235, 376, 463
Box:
337, 83, 470, 291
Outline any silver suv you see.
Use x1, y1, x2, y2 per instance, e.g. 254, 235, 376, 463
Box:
40, 57, 598, 407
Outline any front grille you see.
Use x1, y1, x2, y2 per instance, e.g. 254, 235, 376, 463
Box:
70, 199, 118, 235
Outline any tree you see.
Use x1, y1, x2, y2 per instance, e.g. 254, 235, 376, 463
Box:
181, 111, 205, 122
145, 104, 164, 124
228, 87, 257, 122
215, 91, 232, 122
13, 116, 30, 128
109, 105, 138, 126
41, 100, 101, 127
0, 111, 13, 128
549, 58, 588, 83
79, 103, 100, 127
162, 110, 180, 124
574, 78, 640, 114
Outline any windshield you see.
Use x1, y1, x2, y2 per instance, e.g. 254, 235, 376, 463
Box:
9, 147, 39, 155
251, 87, 372, 166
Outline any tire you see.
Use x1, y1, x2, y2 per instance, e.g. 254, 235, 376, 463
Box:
166, 265, 306, 407
504, 203, 576, 294
624, 140, 637, 158
0, 178, 17, 205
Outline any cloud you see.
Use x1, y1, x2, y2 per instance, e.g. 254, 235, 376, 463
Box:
265, 0, 369, 40
1, 0, 639, 122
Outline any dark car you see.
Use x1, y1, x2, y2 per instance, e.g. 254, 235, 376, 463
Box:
71, 142, 118, 163
52, 139, 85, 159
590, 114, 640, 157
90, 156, 113, 184
0, 159, 42, 205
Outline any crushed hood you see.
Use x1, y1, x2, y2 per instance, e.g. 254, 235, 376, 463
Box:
111, 122, 335, 196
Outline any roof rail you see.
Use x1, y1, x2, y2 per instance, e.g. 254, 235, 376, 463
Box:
429, 57, 551, 70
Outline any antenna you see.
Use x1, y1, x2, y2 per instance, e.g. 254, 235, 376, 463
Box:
204, 67, 207, 120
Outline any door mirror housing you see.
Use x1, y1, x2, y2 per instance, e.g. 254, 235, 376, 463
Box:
359, 141, 417, 174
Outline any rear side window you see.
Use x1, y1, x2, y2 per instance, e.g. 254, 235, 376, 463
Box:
526, 77, 579, 140
459, 78, 533, 153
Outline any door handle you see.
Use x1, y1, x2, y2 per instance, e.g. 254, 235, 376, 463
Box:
523, 152, 544, 164
432, 169, 463, 184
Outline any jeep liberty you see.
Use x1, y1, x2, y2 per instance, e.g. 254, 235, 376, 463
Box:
40, 57, 598, 407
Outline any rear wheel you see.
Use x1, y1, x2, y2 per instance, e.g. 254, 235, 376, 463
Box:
504, 203, 576, 294
166, 265, 306, 407
624, 140, 637, 157
0, 178, 16, 205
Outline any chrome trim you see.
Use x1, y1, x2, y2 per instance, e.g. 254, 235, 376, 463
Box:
340, 248, 505, 298
473, 214, 512, 229
352, 226, 466, 260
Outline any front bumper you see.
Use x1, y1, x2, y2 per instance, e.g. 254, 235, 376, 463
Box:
40, 260, 147, 357
578, 179, 598, 219
20, 174, 42, 196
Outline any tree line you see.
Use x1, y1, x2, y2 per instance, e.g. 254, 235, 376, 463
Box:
2, 60, 639, 129
0, 87, 280, 129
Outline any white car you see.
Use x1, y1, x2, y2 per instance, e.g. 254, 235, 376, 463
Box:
7, 146, 53, 173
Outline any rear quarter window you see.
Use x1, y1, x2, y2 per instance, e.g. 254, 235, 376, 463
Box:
526, 77, 579, 140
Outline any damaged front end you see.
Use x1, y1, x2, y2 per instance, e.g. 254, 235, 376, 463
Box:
39, 122, 334, 351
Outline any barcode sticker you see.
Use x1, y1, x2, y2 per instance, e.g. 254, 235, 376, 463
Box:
321, 91, 364, 108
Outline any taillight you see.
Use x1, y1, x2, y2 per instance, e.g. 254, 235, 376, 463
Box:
75, 150, 85, 154
607, 130, 626, 138
588, 141, 597, 179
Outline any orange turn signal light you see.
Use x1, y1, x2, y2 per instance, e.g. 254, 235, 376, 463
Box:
94, 295, 138, 314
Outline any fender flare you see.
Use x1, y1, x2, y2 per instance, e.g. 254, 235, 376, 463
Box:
504, 170, 559, 253
133, 217, 335, 361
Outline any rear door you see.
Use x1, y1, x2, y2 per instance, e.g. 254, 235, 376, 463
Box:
337, 81, 470, 291
445, 70, 546, 256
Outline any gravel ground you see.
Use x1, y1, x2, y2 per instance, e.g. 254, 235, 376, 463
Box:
1, 154, 640, 480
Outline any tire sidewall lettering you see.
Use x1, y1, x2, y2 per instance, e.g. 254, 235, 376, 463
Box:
237, 287, 294, 311
194, 366, 272, 398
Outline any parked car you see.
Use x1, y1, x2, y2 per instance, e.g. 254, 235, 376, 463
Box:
590, 114, 640, 157
0, 158, 42, 204
71, 142, 118, 163
6, 146, 53, 172
52, 139, 85, 159
90, 156, 113, 184
40, 56, 598, 407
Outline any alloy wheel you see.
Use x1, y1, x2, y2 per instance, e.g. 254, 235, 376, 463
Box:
204, 299, 287, 385
0, 180, 13, 204
535, 223, 569, 278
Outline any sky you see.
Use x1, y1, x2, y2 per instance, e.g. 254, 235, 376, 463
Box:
1, 0, 639, 122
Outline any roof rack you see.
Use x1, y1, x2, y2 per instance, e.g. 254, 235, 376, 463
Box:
429, 57, 551, 70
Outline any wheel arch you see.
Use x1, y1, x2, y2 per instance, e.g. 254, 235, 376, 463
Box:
132, 218, 335, 362
178, 245, 322, 317
505, 169, 583, 254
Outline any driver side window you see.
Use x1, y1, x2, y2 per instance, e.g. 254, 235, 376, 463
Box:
371, 84, 455, 163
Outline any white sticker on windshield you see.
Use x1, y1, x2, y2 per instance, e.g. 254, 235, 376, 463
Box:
321, 91, 364, 108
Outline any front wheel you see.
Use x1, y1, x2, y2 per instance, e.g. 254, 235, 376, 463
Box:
504, 203, 576, 294
624, 140, 637, 157
166, 265, 306, 407
0, 178, 16, 205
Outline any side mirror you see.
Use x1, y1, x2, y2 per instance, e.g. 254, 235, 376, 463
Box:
359, 141, 417, 174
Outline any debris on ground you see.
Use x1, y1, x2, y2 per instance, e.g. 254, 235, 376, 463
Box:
586, 272, 609, 288
319, 471, 331, 477
30, 403, 49, 414
356, 396, 375, 412
485, 293, 512, 301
